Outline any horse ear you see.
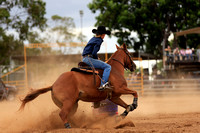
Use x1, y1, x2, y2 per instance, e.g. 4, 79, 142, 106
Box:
116, 44, 120, 49
123, 43, 127, 50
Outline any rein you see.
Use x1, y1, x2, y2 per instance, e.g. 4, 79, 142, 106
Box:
110, 58, 124, 67
110, 48, 134, 69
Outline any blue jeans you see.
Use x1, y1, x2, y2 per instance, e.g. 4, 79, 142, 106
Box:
82, 57, 111, 86
186, 54, 193, 60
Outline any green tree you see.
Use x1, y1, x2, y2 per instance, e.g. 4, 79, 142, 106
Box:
48, 15, 87, 45
27, 15, 76, 44
0, 0, 47, 65
88, 0, 200, 57
50, 15, 75, 44
77, 32, 87, 43
28, 15, 88, 55
26, 15, 77, 55
0, 32, 23, 64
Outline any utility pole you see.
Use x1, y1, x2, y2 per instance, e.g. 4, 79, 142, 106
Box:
79, 10, 84, 45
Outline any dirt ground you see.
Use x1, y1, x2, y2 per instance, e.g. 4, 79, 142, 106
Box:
0, 90, 200, 133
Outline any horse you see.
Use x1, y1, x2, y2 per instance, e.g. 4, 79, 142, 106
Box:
19, 43, 138, 128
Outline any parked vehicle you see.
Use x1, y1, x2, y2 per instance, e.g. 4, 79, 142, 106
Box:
0, 78, 18, 101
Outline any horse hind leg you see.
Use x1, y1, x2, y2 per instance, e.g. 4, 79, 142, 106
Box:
68, 102, 78, 120
59, 100, 76, 128
69, 102, 78, 116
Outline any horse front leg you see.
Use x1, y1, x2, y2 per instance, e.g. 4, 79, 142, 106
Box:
109, 97, 128, 109
110, 96, 137, 118
120, 97, 138, 117
113, 87, 138, 117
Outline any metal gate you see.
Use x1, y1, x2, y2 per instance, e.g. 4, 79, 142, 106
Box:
1, 65, 26, 89
126, 57, 144, 95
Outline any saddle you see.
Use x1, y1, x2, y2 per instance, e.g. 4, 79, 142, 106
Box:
71, 62, 113, 101
71, 62, 103, 77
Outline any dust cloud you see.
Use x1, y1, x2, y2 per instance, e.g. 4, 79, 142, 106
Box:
0, 90, 200, 132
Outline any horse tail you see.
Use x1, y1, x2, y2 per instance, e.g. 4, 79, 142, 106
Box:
19, 86, 52, 111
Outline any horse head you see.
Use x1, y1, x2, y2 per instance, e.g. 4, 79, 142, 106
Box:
116, 43, 136, 72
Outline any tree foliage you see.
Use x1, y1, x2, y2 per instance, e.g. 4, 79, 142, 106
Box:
48, 15, 75, 44
0, 0, 47, 65
88, 0, 200, 57
23, 13, 88, 58
26, 15, 81, 55
0, 31, 23, 64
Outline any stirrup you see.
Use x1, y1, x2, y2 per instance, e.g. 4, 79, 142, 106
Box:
98, 82, 110, 91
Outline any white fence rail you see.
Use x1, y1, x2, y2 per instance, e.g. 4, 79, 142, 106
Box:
143, 78, 200, 90
127, 78, 200, 96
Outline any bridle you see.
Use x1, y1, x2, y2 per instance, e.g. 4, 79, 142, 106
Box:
111, 58, 124, 66
110, 48, 135, 70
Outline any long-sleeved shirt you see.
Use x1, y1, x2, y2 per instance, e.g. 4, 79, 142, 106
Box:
82, 37, 103, 59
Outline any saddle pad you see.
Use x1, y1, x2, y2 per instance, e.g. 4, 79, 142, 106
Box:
71, 67, 99, 75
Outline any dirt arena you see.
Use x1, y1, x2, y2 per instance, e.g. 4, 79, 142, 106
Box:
0, 89, 200, 133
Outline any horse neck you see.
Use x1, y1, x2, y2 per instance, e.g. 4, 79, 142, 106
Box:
107, 51, 125, 75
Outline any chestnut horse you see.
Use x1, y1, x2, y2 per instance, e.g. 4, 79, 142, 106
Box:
19, 43, 138, 128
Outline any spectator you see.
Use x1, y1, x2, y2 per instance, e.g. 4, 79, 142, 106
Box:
192, 48, 195, 55
173, 47, 180, 61
165, 46, 173, 62
185, 46, 193, 60
192, 48, 196, 60
180, 48, 186, 61
196, 45, 200, 62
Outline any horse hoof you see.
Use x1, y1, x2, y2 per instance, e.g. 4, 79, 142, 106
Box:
64, 123, 71, 128
120, 110, 128, 118
120, 114, 126, 119
115, 114, 125, 122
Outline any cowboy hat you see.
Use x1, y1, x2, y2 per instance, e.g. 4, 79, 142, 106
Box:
92, 26, 111, 35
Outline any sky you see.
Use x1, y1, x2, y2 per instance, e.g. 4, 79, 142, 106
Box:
43, 0, 118, 53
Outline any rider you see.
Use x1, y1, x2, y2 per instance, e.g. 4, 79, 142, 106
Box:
82, 26, 111, 91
